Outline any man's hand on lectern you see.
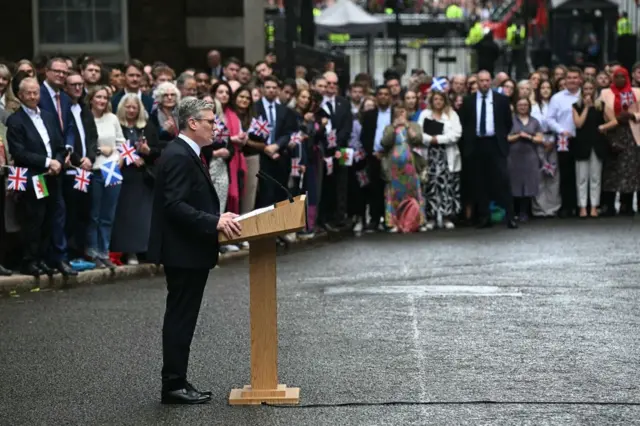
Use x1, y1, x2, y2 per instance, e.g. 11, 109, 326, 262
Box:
218, 212, 242, 239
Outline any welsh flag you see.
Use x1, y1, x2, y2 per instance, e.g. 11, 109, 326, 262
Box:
32, 174, 49, 199
338, 148, 354, 166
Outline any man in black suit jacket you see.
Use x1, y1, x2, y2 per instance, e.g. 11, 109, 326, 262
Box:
319, 71, 353, 230
254, 75, 295, 208
63, 71, 98, 258
460, 70, 517, 229
148, 97, 241, 405
360, 85, 393, 232
111, 59, 154, 114
6, 77, 78, 276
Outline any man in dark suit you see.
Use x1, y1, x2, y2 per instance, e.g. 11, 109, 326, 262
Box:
319, 71, 353, 230
6, 77, 77, 276
360, 85, 393, 232
63, 71, 97, 258
460, 70, 517, 229
148, 97, 241, 405
254, 75, 295, 208
111, 59, 154, 114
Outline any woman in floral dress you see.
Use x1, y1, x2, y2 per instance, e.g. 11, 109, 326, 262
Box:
380, 103, 426, 232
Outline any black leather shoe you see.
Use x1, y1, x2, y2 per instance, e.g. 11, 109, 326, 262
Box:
161, 388, 211, 405
21, 262, 43, 277
56, 261, 78, 276
507, 219, 519, 229
186, 382, 212, 397
0, 264, 12, 276
37, 261, 56, 276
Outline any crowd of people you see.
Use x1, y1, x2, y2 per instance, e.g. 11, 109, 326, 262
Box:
1, 49, 639, 278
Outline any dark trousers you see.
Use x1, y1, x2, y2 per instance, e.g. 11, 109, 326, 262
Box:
347, 166, 366, 219
318, 161, 348, 226
62, 174, 91, 259
365, 156, 385, 226
18, 175, 65, 264
162, 266, 209, 391
509, 48, 525, 80
558, 151, 576, 214
473, 137, 514, 220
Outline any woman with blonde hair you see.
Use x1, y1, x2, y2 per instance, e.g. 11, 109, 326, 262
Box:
86, 86, 125, 268
15, 60, 36, 78
150, 82, 181, 143
110, 94, 161, 264
0, 65, 20, 113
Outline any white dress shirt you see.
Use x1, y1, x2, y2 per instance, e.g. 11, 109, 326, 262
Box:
475, 90, 495, 137
180, 133, 201, 157
546, 89, 580, 137
374, 107, 392, 153
66, 103, 86, 176
22, 105, 52, 168
0, 93, 5, 110
261, 97, 277, 145
323, 96, 336, 133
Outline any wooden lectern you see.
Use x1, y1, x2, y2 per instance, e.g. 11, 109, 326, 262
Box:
220, 194, 307, 405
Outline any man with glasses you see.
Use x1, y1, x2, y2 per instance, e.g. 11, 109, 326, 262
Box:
149, 98, 241, 404
111, 59, 154, 114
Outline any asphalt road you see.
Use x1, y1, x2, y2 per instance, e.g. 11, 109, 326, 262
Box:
1, 219, 639, 425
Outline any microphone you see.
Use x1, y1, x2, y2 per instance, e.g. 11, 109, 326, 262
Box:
257, 170, 294, 203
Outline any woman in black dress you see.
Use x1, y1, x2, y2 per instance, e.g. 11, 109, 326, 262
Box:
110, 93, 161, 265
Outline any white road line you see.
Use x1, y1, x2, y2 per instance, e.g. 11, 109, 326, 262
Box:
408, 294, 428, 413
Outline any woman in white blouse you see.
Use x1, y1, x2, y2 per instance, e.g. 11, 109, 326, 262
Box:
417, 91, 462, 230
86, 86, 125, 269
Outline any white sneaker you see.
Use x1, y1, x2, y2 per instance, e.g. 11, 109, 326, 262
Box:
220, 245, 240, 254
240, 241, 250, 249
127, 254, 139, 265
353, 221, 363, 233
388, 227, 398, 233
443, 220, 455, 230
419, 225, 428, 232
283, 233, 296, 243
426, 221, 436, 231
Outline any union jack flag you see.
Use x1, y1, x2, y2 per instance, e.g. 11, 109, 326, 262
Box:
354, 149, 366, 162
621, 92, 635, 109
73, 169, 92, 193
212, 116, 222, 138
215, 122, 230, 143
541, 161, 556, 177
291, 157, 301, 177
289, 131, 303, 146
7, 166, 28, 191
327, 130, 337, 149
118, 141, 140, 166
324, 157, 333, 175
356, 169, 369, 187
430, 77, 449, 92
557, 135, 569, 152
249, 117, 270, 140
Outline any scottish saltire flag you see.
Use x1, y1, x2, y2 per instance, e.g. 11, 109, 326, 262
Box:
6, 166, 28, 191
100, 161, 123, 187
118, 141, 139, 166
73, 169, 92, 193
431, 77, 449, 92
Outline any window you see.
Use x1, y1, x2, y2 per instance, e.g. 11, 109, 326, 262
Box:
34, 0, 128, 56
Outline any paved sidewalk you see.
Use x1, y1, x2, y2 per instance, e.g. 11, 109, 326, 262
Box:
0, 235, 326, 296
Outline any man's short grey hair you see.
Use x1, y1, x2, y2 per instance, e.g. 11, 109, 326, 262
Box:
176, 72, 196, 89
178, 97, 214, 131
19, 77, 39, 92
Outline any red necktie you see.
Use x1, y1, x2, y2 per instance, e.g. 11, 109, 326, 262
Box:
200, 153, 207, 167
55, 93, 64, 130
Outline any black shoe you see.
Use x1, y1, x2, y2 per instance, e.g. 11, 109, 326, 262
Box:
37, 261, 56, 276
507, 219, 519, 229
0, 264, 12, 276
476, 218, 492, 229
21, 262, 43, 277
186, 382, 212, 397
56, 261, 78, 276
161, 388, 211, 405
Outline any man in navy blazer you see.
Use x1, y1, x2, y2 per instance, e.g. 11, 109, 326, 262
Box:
111, 59, 154, 114
39, 57, 75, 149
6, 77, 77, 277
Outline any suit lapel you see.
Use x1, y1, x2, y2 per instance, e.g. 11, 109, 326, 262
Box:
176, 137, 217, 195
20, 108, 47, 151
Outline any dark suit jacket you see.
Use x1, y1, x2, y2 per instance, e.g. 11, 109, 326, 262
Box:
254, 99, 294, 152
324, 95, 353, 151
460, 91, 513, 158
39, 84, 75, 149
360, 107, 394, 155
111, 91, 154, 115
68, 102, 98, 166
6, 107, 66, 178
148, 137, 221, 269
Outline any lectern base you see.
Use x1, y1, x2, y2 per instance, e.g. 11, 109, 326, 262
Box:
228, 384, 300, 405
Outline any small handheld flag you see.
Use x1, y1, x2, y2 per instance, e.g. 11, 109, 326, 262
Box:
249, 117, 270, 140
431, 77, 449, 92
541, 161, 556, 177
32, 174, 49, 199
7, 166, 28, 192
291, 157, 301, 177
356, 169, 369, 187
118, 141, 140, 166
73, 169, 92, 192
215, 122, 230, 144
324, 157, 334, 175
327, 130, 337, 149
289, 131, 303, 146
338, 148, 354, 166
557, 135, 569, 152
100, 161, 123, 187
354, 149, 366, 163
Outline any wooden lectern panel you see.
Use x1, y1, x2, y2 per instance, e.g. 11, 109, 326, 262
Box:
219, 195, 306, 244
